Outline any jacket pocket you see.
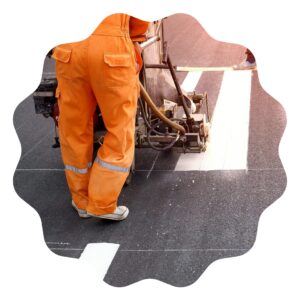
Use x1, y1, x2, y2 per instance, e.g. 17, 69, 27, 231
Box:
52, 47, 72, 63
103, 53, 135, 87
52, 46, 73, 79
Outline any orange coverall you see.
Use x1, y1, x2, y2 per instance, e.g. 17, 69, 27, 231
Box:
52, 14, 149, 215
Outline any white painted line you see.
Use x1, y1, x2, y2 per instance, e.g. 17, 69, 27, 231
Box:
119, 248, 248, 252
79, 243, 119, 280
50, 248, 84, 251
176, 66, 256, 72
146, 152, 159, 179
20, 132, 51, 159
180, 71, 203, 93
16, 168, 64, 171
46, 241, 70, 245
175, 70, 252, 171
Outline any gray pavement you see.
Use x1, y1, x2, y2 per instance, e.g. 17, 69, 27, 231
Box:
13, 14, 286, 286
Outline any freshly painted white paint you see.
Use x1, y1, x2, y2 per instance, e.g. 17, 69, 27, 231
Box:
176, 70, 252, 171
79, 243, 119, 280
180, 71, 203, 93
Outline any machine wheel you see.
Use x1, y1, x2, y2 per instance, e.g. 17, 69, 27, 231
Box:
124, 154, 135, 187
124, 171, 133, 186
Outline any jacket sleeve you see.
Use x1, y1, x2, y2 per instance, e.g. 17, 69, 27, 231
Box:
129, 17, 150, 42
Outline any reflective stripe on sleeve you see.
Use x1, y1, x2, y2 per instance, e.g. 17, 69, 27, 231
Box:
95, 157, 129, 173
65, 162, 92, 174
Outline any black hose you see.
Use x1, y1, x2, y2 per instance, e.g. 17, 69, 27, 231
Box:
146, 120, 180, 151
138, 97, 151, 129
139, 97, 183, 151
138, 97, 166, 136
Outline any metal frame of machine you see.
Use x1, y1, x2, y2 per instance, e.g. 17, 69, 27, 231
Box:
136, 19, 210, 153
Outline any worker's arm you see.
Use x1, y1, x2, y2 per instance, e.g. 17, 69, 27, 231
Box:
129, 17, 150, 73
129, 17, 150, 42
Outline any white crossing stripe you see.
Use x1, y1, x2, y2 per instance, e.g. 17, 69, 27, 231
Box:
79, 243, 119, 280
175, 70, 252, 171
180, 71, 203, 93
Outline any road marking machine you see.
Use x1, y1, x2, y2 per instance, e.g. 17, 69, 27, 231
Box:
33, 19, 211, 182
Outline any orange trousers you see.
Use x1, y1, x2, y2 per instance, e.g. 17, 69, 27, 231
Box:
52, 14, 148, 215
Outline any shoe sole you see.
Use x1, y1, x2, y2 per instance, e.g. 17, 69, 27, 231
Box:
72, 201, 91, 219
77, 212, 92, 218
88, 208, 129, 221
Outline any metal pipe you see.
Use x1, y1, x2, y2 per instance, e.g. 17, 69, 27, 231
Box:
176, 66, 236, 72
145, 64, 174, 69
166, 55, 193, 124
140, 36, 161, 50
155, 20, 163, 36
162, 41, 168, 64
139, 82, 186, 135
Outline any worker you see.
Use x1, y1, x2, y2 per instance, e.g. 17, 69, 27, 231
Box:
234, 48, 256, 69
52, 14, 150, 221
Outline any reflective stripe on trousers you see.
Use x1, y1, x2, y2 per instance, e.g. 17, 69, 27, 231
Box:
65, 162, 92, 174
95, 157, 129, 173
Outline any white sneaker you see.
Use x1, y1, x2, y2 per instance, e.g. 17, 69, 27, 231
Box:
88, 206, 129, 221
233, 60, 256, 70
72, 200, 91, 218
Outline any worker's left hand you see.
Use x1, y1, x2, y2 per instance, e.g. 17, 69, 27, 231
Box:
133, 42, 143, 73
134, 42, 142, 55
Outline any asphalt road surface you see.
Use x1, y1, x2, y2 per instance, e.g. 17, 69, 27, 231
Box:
13, 14, 286, 287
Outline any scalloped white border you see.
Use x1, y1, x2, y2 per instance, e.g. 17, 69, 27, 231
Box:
2, 0, 300, 299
